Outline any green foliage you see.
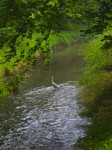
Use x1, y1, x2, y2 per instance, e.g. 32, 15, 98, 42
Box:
77, 1, 112, 149
83, 35, 111, 73
0, 0, 76, 61
57, 27, 82, 46
79, 22, 112, 150
80, 30, 112, 105
79, 108, 92, 117
82, 90, 112, 150
58, 31, 75, 45
47, 33, 58, 47
0, 74, 23, 98
0, 28, 80, 98
0, 0, 78, 75
0, 0, 112, 149
81, 0, 112, 51
0, 82, 9, 98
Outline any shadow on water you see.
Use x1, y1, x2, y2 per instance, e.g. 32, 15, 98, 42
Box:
0, 45, 91, 150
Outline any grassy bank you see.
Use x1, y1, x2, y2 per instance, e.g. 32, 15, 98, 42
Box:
81, 90, 112, 150
79, 28, 112, 149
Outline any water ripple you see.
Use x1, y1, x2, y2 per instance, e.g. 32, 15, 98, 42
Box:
0, 84, 91, 150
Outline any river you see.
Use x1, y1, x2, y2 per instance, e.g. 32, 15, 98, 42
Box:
0, 44, 91, 150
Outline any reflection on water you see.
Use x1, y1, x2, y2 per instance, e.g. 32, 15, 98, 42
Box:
0, 45, 91, 150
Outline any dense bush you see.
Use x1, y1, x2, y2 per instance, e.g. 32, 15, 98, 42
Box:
80, 28, 112, 106
79, 28, 112, 149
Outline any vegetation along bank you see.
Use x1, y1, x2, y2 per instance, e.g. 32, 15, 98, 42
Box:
0, 0, 112, 149
0, 0, 84, 98
78, 0, 112, 149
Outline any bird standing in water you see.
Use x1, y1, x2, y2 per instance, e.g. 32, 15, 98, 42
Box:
51, 76, 59, 89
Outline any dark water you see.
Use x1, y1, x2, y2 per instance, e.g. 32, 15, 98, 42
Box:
0, 45, 91, 150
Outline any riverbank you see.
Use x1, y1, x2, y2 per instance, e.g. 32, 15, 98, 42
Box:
0, 51, 41, 98
78, 31, 112, 149
79, 87, 112, 150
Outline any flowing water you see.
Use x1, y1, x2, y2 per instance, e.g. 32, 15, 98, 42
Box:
0, 45, 91, 150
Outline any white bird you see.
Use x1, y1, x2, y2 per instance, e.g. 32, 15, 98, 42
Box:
51, 76, 59, 89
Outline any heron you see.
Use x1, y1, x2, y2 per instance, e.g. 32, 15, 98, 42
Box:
51, 76, 59, 89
